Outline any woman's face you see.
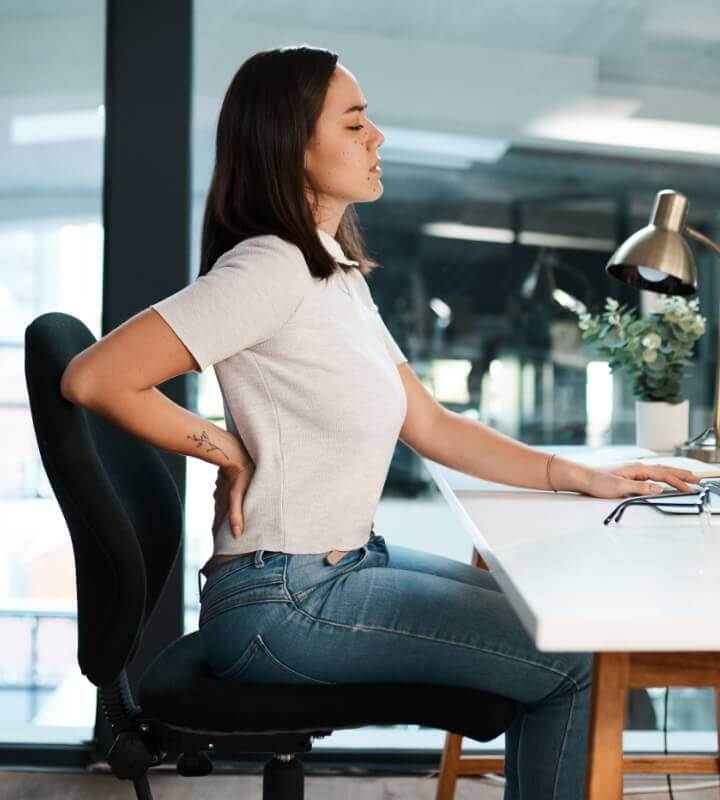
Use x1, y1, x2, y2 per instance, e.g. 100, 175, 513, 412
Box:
304, 64, 385, 222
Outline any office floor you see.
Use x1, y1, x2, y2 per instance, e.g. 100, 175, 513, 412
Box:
2, 770, 720, 799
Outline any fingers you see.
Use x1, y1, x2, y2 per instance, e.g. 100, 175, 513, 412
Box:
628, 464, 702, 493
230, 512, 244, 538
649, 465, 701, 481
663, 477, 696, 492
228, 492, 244, 539
658, 466, 702, 483
652, 468, 701, 493
643, 473, 693, 492
624, 480, 664, 497
214, 467, 252, 539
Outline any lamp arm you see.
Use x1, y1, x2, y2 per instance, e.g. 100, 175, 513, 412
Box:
684, 226, 720, 259
680, 225, 720, 452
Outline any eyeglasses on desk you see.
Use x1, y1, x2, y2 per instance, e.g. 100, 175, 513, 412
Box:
603, 485, 720, 526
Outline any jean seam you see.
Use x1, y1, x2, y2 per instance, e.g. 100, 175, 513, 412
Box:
255, 634, 337, 685
201, 576, 285, 607
215, 635, 262, 680
550, 684, 575, 800
199, 596, 292, 627
284, 599, 583, 693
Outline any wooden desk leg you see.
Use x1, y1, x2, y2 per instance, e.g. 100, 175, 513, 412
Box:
585, 653, 629, 800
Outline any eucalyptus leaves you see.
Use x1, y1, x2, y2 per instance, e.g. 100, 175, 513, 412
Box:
577, 296, 706, 404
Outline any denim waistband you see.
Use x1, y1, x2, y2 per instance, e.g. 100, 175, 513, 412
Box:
197, 548, 281, 599
196, 529, 379, 600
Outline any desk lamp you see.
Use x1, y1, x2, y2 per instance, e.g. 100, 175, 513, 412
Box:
605, 189, 720, 461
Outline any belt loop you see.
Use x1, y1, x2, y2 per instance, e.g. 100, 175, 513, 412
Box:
254, 549, 265, 568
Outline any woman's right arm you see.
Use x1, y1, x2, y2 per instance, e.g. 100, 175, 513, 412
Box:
60, 307, 253, 472
61, 235, 309, 472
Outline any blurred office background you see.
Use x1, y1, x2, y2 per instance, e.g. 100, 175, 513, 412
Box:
1, 0, 719, 773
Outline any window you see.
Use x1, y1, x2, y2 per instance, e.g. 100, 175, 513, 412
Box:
188, 0, 720, 756
0, 1, 106, 744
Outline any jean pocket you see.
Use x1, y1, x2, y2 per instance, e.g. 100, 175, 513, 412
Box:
201, 552, 285, 600
199, 577, 291, 626
288, 544, 370, 605
214, 633, 336, 685
327, 544, 369, 570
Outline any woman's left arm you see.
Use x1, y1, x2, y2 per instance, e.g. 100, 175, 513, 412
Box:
415, 409, 702, 498
396, 362, 702, 499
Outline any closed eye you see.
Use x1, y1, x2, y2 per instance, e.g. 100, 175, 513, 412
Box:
348, 125, 364, 131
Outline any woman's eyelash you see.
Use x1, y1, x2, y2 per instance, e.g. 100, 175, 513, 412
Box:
348, 125, 364, 131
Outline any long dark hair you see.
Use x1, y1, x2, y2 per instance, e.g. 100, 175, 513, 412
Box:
199, 45, 378, 280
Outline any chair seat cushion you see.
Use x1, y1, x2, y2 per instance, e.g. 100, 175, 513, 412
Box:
138, 632, 517, 742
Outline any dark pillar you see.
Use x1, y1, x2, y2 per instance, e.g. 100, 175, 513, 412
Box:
94, 0, 192, 759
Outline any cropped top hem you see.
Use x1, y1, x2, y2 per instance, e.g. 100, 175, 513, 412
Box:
209, 532, 374, 558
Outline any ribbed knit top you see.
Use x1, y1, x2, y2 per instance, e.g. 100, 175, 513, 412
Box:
149, 228, 407, 557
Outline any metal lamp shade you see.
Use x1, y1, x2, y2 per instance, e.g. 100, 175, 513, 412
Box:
606, 190, 698, 296
606, 227, 697, 295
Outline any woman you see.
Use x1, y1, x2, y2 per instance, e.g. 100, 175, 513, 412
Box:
60, 45, 701, 800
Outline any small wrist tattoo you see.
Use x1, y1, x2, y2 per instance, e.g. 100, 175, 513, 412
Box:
187, 430, 230, 461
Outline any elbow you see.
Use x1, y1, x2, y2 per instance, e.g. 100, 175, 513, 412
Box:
60, 359, 95, 406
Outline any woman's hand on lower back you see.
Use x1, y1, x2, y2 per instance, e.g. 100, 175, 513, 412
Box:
212, 460, 255, 539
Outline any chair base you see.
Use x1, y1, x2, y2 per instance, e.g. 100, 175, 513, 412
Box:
112, 717, 321, 800
129, 752, 307, 800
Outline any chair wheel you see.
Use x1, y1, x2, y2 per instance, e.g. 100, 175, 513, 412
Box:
176, 751, 213, 776
264, 755, 304, 799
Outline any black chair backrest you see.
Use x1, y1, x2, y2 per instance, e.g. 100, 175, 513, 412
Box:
24, 312, 183, 686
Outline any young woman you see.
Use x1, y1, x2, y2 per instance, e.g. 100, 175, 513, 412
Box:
60, 45, 701, 800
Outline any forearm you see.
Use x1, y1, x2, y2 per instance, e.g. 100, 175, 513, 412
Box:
65, 383, 252, 471
430, 410, 593, 493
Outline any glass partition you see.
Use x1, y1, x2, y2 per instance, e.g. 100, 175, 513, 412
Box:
189, 0, 720, 754
0, 2, 105, 744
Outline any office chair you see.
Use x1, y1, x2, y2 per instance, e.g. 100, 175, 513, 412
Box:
24, 311, 518, 800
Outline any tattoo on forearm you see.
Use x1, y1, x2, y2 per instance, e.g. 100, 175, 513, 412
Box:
187, 430, 230, 460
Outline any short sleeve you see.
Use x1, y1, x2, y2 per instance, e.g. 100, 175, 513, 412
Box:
349, 269, 408, 365
149, 236, 310, 372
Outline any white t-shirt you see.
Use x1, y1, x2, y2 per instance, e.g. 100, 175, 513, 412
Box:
149, 228, 408, 555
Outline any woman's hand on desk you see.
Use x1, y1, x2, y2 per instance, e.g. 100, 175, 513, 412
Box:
582, 462, 702, 499
212, 459, 255, 539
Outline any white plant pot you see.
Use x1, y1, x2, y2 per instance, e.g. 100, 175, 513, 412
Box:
635, 399, 690, 452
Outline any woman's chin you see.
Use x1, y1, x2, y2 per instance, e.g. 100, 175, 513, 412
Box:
360, 182, 384, 202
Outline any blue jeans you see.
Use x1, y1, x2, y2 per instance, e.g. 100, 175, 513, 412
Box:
197, 531, 593, 800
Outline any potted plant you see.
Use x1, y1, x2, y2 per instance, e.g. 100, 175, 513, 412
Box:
576, 296, 706, 451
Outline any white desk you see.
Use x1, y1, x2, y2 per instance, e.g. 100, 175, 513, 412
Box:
425, 444, 720, 800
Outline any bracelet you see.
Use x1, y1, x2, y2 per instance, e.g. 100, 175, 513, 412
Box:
546, 453, 558, 493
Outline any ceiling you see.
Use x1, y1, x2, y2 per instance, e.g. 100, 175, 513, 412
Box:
1, 0, 719, 230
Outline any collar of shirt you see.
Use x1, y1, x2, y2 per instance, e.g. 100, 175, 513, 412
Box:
317, 228, 360, 268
